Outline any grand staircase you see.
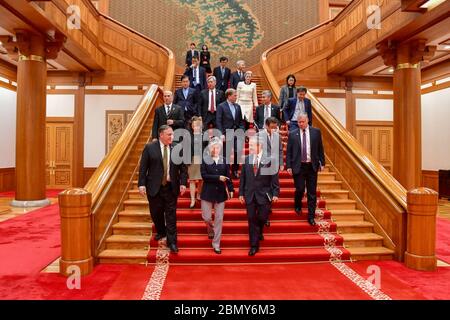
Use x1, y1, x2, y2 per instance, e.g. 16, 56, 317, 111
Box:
98, 74, 395, 265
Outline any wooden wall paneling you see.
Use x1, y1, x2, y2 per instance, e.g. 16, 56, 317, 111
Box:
422, 170, 439, 192
0, 168, 15, 192
84, 167, 97, 185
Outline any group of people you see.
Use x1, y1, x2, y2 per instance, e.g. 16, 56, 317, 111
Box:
138, 48, 324, 256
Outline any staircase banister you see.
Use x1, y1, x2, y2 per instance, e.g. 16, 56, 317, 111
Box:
84, 84, 162, 208
260, 51, 407, 211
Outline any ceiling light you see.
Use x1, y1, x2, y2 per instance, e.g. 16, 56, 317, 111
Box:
420, 0, 446, 10
388, 68, 394, 73
444, 45, 450, 50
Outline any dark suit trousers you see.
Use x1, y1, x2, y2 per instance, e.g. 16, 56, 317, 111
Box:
293, 163, 318, 219
147, 184, 178, 245
223, 136, 242, 173
203, 111, 216, 129
246, 200, 270, 248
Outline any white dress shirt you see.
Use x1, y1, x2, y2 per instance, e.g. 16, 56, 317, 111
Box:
299, 126, 311, 162
292, 99, 305, 121
165, 104, 172, 116
160, 141, 171, 181
193, 66, 200, 86
208, 89, 216, 111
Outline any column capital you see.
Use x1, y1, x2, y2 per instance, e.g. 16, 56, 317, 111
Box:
376, 39, 436, 69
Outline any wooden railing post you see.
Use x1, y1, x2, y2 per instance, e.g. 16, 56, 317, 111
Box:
405, 187, 438, 271
59, 188, 94, 276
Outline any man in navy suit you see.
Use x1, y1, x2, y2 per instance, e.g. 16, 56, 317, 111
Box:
213, 56, 231, 92
230, 60, 246, 89
184, 56, 207, 92
254, 90, 281, 130
286, 113, 325, 226
239, 136, 280, 256
174, 75, 199, 126
185, 42, 199, 67
283, 86, 312, 131
216, 88, 245, 178
199, 76, 225, 129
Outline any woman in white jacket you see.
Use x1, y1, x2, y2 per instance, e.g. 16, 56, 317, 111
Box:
236, 71, 258, 124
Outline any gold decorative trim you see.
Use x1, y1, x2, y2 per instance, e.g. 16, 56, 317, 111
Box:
142, 238, 170, 300
396, 63, 419, 70
19, 54, 46, 63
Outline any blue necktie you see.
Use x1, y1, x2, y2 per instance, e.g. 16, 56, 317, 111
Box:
302, 129, 307, 162
229, 103, 236, 120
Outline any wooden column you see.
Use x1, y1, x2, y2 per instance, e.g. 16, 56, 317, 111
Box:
13, 31, 48, 206
405, 188, 438, 271
344, 78, 356, 136
59, 188, 94, 276
73, 82, 85, 187
7, 30, 64, 207
377, 40, 436, 190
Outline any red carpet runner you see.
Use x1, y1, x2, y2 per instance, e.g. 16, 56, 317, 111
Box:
0, 204, 60, 275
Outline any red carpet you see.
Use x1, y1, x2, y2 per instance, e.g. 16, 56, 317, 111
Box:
0, 204, 60, 275
348, 261, 450, 300
159, 264, 373, 300
0, 189, 63, 198
436, 217, 450, 264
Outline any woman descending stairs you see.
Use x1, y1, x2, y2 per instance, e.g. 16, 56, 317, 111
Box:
98, 74, 394, 264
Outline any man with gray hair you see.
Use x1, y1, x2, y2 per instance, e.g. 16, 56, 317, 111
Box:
199, 75, 225, 129
286, 112, 325, 226
230, 60, 246, 89
254, 90, 281, 130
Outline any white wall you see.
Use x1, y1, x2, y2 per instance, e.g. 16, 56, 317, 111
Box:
0, 87, 17, 168
317, 97, 346, 127
421, 87, 450, 171
356, 99, 393, 121
46, 94, 75, 117
84, 95, 142, 167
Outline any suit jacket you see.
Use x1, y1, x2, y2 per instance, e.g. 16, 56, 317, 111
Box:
283, 97, 313, 126
138, 141, 188, 197
151, 104, 185, 139
184, 66, 207, 91
286, 126, 325, 174
279, 85, 297, 110
185, 49, 199, 67
216, 101, 245, 134
199, 89, 225, 120
173, 87, 199, 119
239, 155, 280, 205
258, 130, 283, 169
254, 104, 281, 130
213, 66, 231, 92
200, 156, 234, 203
230, 71, 245, 89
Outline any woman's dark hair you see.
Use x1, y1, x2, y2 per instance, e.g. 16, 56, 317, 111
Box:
286, 74, 296, 86
202, 44, 208, 51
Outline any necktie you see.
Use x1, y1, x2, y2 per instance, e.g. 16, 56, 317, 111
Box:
221, 67, 225, 78
162, 145, 169, 186
253, 157, 258, 176
210, 90, 215, 112
302, 129, 307, 163
229, 103, 236, 120
166, 105, 170, 116
193, 68, 197, 84
265, 106, 270, 120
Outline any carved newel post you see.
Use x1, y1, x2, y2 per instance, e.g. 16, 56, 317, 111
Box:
405, 187, 438, 271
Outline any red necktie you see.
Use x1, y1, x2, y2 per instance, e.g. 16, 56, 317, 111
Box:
210, 90, 215, 112
253, 158, 258, 176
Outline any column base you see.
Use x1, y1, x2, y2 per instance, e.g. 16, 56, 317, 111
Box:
404, 251, 437, 271
10, 198, 51, 208
60, 257, 94, 276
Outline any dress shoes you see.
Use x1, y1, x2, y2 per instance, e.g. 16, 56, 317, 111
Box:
308, 218, 317, 226
154, 233, 166, 241
208, 234, 214, 239
265, 219, 270, 227
259, 234, 264, 241
213, 248, 222, 254
169, 244, 179, 253
248, 247, 259, 256
295, 207, 301, 215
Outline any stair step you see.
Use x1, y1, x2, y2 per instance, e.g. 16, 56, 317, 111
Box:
325, 199, 356, 210
328, 209, 365, 221
340, 233, 384, 247
112, 222, 152, 235
106, 234, 151, 250
147, 247, 350, 264
347, 247, 394, 261
336, 221, 374, 233
98, 249, 149, 264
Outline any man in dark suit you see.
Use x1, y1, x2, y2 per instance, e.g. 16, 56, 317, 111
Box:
213, 56, 231, 92
185, 42, 199, 67
174, 75, 199, 126
239, 136, 280, 256
254, 90, 281, 130
216, 88, 245, 178
199, 76, 225, 129
184, 56, 207, 92
138, 125, 188, 253
151, 91, 185, 141
286, 113, 325, 226
230, 60, 246, 89
283, 86, 313, 131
